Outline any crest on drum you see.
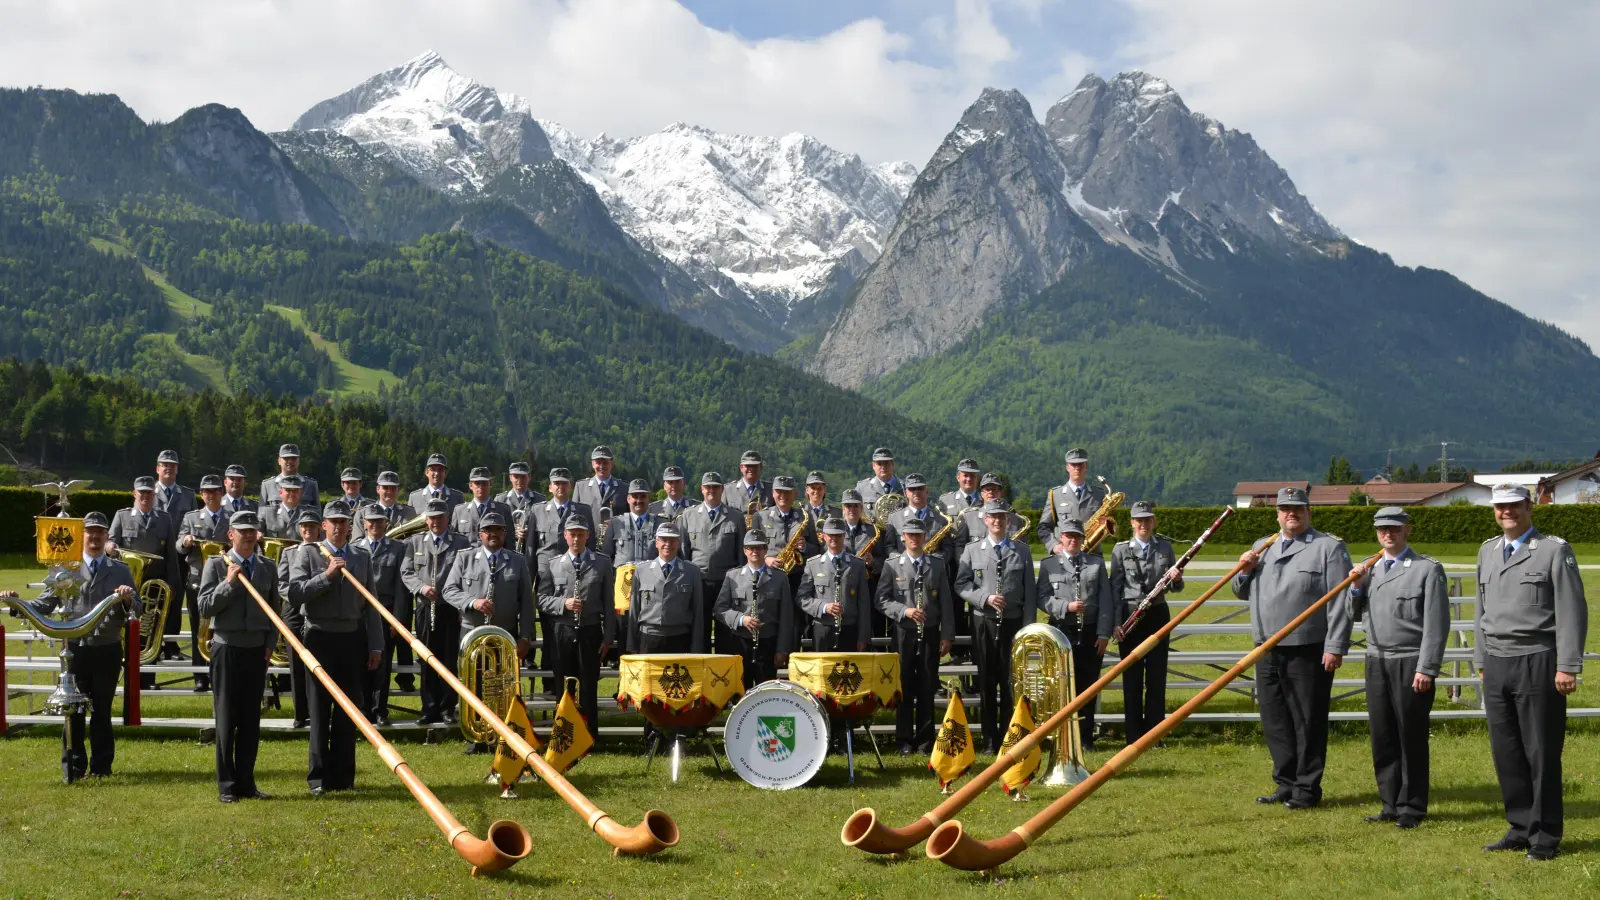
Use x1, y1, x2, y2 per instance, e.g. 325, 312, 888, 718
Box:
658, 663, 696, 700
826, 661, 864, 695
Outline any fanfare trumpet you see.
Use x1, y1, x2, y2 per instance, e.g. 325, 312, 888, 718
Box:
926, 549, 1378, 874
315, 545, 679, 857
2, 565, 132, 715
842, 507, 1236, 857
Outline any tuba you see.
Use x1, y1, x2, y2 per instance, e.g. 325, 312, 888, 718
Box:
118, 549, 175, 666
1082, 477, 1125, 553
193, 540, 228, 663
458, 625, 521, 743
1010, 623, 1090, 786
2, 564, 131, 714
257, 538, 295, 666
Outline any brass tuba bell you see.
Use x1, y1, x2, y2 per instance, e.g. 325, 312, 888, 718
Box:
1010, 623, 1090, 786
457, 625, 521, 743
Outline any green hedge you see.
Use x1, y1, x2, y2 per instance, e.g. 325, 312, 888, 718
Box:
1, 487, 136, 553
1090, 504, 1600, 547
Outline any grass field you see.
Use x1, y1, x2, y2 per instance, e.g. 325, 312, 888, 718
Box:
4, 556, 1599, 898
266, 304, 398, 397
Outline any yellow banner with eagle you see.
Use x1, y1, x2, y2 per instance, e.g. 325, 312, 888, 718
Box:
543, 678, 595, 774
1000, 697, 1042, 796
929, 693, 975, 791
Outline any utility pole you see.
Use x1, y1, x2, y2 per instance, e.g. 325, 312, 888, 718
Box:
1439, 441, 1452, 483
1384, 449, 1394, 481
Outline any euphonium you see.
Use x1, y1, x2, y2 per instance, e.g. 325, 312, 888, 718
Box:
194, 540, 228, 663
2, 564, 131, 715
458, 625, 521, 743
857, 493, 905, 562
118, 548, 174, 666
774, 508, 812, 573
1011, 623, 1089, 787
1082, 477, 1125, 552
258, 538, 294, 666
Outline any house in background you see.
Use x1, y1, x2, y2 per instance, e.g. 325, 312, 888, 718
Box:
1233, 481, 1311, 508
1536, 457, 1600, 504
1232, 477, 1491, 507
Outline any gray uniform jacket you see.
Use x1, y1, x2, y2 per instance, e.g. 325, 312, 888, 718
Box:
954, 507, 1028, 550
803, 503, 841, 526
442, 547, 535, 640
1231, 529, 1354, 655
451, 498, 514, 543
219, 495, 260, 518
876, 552, 955, 642
178, 506, 232, 587
574, 476, 628, 519
496, 488, 547, 522
108, 507, 180, 594
354, 536, 407, 607
729, 478, 774, 513
1475, 529, 1587, 673
260, 503, 311, 540
757, 506, 816, 559
537, 550, 617, 634
407, 485, 463, 515
22, 556, 136, 647
602, 511, 664, 567
367, 502, 417, 528
1039, 551, 1114, 640
197, 551, 279, 647
630, 557, 706, 650
262, 474, 320, 509
938, 489, 983, 519
1107, 537, 1185, 623
528, 500, 598, 567
841, 520, 886, 581
855, 475, 905, 510
401, 531, 471, 612
648, 496, 695, 521
795, 552, 871, 647
284, 541, 384, 653
956, 538, 1039, 624
154, 481, 195, 521
678, 503, 746, 582
887, 504, 950, 555
1351, 548, 1449, 676
715, 565, 798, 649
1037, 481, 1106, 547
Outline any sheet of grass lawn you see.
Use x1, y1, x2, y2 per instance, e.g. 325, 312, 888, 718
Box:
3, 558, 1598, 898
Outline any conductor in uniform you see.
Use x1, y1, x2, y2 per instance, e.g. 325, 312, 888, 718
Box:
198, 509, 277, 802
1039, 518, 1112, 748
1108, 500, 1184, 746
1475, 483, 1587, 860
1232, 486, 1353, 809
1346, 506, 1448, 830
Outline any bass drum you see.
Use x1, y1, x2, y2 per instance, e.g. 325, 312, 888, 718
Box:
724, 680, 830, 790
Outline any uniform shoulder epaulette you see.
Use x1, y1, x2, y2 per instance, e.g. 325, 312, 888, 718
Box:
1481, 534, 1499, 545
1155, 533, 1174, 543
1550, 535, 1569, 544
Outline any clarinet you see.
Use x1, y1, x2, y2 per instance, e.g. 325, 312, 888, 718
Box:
832, 561, 844, 636
745, 569, 763, 670
1066, 557, 1083, 637
419, 539, 436, 640
569, 556, 584, 625
991, 552, 1006, 626
913, 560, 927, 640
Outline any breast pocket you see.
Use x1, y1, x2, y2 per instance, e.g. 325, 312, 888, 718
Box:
1395, 594, 1423, 620
1518, 571, 1550, 605
1295, 565, 1323, 588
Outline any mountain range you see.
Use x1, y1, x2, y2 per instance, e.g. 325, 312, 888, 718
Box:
2, 54, 1594, 502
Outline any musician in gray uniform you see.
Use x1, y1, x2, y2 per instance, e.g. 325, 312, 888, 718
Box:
528, 468, 595, 693
1037, 447, 1109, 548
1474, 483, 1587, 860
355, 505, 409, 724
260, 475, 311, 539
261, 444, 319, 509
957, 500, 1039, 754
756, 475, 814, 586
802, 471, 839, 524
4, 511, 136, 782
153, 449, 196, 521
400, 499, 470, 725
1344, 506, 1448, 829
796, 517, 871, 652
1039, 518, 1113, 748
855, 447, 904, 508
443, 511, 535, 655
452, 467, 514, 544
715, 529, 797, 687
877, 518, 955, 754
1232, 486, 1353, 810
538, 516, 616, 727
178, 475, 231, 690
628, 523, 706, 655
678, 471, 745, 653
887, 473, 950, 554
197, 509, 278, 802
369, 471, 417, 528
283, 501, 383, 794
407, 452, 463, 514
839, 490, 886, 590
277, 507, 324, 728
574, 445, 627, 519
731, 449, 775, 514
649, 466, 695, 521
603, 480, 664, 656
108, 475, 182, 659
938, 458, 983, 518
336, 468, 369, 508
1108, 500, 1185, 746
221, 464, 258, 517
497, 461, 546, 554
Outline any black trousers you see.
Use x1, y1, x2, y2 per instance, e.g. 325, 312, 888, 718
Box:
972, 614, 1022, 751
1120, 605, 1170, 745
635, 631, 693, 654
185, 582, 209, 687
285, 611, 310, 722
1070, 636, 1106, 743
552, 621, 602, 728
213, 643, 268, 796
809, 617, 858, 653
160, 561, 182, 653
391, 594, 416, 690
538, 611, 562, 695
894, 625, 940, 747
732, 632, 778, 688
61, 642, 122, 780
1485, 650, 1565, 849
304, 630, 366, 791
367, 629, 405, 721
703, 577, 731, 655
416, 601, 460, 721
1257, 643, 1333, 803
1366, 654, 1434, 818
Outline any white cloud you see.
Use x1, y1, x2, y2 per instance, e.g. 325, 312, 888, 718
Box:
1110, 0, 1600, 348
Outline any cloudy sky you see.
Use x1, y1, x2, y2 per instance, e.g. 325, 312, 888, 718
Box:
4, 0, 1596, 348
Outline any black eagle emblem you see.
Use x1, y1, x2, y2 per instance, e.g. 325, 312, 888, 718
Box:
936, 721, 968, 756
46, 525, 73, 553
658, 663, 696, 700
550, 716, 575, 755
1001, 721, 1031, 755
826, 660, 864, 695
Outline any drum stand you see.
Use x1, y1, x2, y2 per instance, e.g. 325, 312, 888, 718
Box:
645, 727, 725, 783
838, 720, 886, 785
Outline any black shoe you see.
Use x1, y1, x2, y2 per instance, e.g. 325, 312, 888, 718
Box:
417, 714, 441, 726
1365, 812, 1398, 823
1484, 836, 1530, 852
374, 716, 390, 726
1283, 798, 1316, 810
292, 719, 309, 729
309, 787, 326, 797
194, 679, 211, 692
243, 790, 272, 800
218, 794, 239, 803
443, 712, 458, 725
1256, 793, 1290, 805
1395, 816, 1421, 829
1082, 741, 1098, 753
916, 740, 933, 754
1527, 846, 1558, 861
898, 743, 914, 757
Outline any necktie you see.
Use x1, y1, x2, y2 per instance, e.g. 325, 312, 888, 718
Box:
1384, 558, 1396, 574
89, 556, 100, 579
967, 494, 977, 506
479, 502, 489, 518
244, 557, 254, 581
1143, 543, 1154, 564
433, 489, 441, 501
1075, 486, 1085, 502
635, 515, 645, 530
212, 511, 221, 530
1282, 538, 1293, 553
1503, 542, 1514, 563
663, 563, 673, 579
140, 512, 150, 528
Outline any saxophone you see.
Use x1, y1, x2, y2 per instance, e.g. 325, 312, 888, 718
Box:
1082, 476, 1125, 552
774, 508, 812, 573
923, 514, 958, 555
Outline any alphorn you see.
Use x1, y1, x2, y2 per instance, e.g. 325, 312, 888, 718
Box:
316, 545, 679, 857
235, 573, 531, 876
926, 553, 1380, 874
842, 508, 1240, 856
